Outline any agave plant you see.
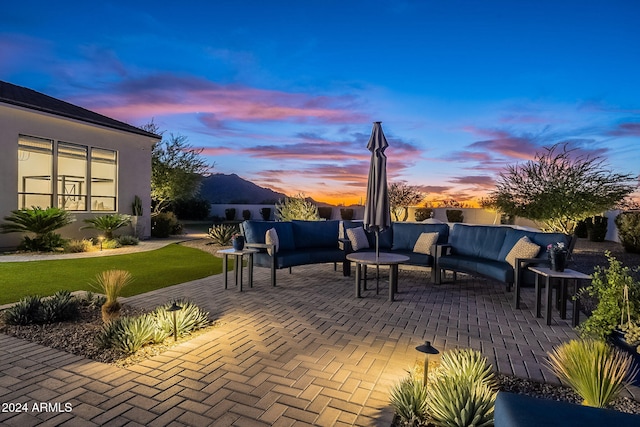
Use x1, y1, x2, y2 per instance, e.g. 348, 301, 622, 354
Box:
91, 269, 134, 323
0, 207, 75, 251
207, 224, 239, 245
151, 299, 210, 338
81, 213, 132, 239
547, 339, 636, 407
438, 348, 497, 388
95, 315, 156, 353
389, 369, 429, 426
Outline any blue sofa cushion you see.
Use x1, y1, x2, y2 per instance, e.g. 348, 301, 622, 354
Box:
448, 224, 510, 262
494, 391, 640, 427
242, 221, 296, 251
392, 222, 450, 251
292, 220, 340, 249
341, 220, 393, 249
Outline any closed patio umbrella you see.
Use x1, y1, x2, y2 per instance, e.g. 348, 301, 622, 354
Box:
363, 122, 391, 288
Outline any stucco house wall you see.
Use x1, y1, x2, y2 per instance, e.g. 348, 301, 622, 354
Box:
0, 83, 159, 250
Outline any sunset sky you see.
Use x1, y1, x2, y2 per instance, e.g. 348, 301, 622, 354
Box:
2, 1, 639, 206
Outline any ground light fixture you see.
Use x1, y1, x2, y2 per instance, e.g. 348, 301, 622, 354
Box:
98, 235, 104, 251
415, 341, 439, 386
167, 302, 182, 342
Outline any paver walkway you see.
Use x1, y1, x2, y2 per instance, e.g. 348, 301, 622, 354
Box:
1, 256, 637, 426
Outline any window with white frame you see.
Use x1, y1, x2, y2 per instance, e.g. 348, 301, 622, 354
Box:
17, 135, 117, 211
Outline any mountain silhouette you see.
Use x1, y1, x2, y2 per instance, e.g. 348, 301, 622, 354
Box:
199, 173, 286, 204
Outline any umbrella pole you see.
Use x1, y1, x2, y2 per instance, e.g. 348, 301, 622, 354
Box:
376, 230, 380, 295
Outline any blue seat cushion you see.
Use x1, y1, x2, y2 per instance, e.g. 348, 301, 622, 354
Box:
292, 220, 340, 249
391, 222, 449, 251
448, 224, 509, 262
498, 229, 570, 261
242, 221, 296, 251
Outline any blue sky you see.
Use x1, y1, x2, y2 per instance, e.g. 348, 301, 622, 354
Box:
2, 1, 639, 205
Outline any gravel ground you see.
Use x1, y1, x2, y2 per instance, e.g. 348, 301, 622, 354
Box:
2, 237, 640, 417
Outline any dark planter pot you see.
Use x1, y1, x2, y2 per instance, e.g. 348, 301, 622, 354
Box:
549, 251, 567, 272
225, 208, 236, 221
259, 208, 271, 221
609, 330, 640, 386
232, 236, 245, 251
340, 209, 354, 220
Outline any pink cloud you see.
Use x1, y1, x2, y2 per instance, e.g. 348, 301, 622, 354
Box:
608, 122, 640, 137
72, 73, 369, 125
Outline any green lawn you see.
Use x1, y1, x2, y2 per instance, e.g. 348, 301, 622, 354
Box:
0, 244, 229, 305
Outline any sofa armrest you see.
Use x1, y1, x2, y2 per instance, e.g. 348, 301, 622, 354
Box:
514, 257, 550, 308
338, 237, 353, 253
433, 244, 452, 284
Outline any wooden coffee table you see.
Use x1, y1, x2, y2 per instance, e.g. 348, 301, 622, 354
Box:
346, 252, 409, 302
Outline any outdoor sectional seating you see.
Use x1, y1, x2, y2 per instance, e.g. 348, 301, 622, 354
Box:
242, 220, 348, 287
341, 220, 450, 281
434, 224, 572, 294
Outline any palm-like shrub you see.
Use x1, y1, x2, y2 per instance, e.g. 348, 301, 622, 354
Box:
91, 270, 133, 323
547, 339, 636, 408
0, 207, 75, 251
208, 224, 239, 245
82, 214, 132, 239
389, 370, 429, 426
275, 193, 320, 221
428, 349, 497, 427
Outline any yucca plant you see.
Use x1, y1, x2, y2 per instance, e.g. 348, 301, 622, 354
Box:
91, 269, 134, 323
428, 376, 496, 427
547, 339, 636, 407
438, 348, 497, 388
82, 214, 132, 239
427, 348, 497, 427
207, 224, 239, 245
0, 207, 75, 251
151, 299, 210, 338
389, 369, 429, 426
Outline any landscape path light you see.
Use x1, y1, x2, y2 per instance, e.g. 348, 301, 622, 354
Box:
167, 301, 182, 342
98, 235, 104, 251
415, 341, 439, 386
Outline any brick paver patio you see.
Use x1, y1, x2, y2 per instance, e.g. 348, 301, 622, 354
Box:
1, 261, 637, 426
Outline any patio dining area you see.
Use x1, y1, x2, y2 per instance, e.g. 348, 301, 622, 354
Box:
4, 258, 634, 427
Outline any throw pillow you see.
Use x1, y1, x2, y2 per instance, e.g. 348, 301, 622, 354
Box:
265, 228, 279, 256
413, 232, 439, 255
346, 227, 370, 252
505, 236, 541, 268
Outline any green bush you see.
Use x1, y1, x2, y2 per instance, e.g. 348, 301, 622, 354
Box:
389, 370, 429, 426
208, 224, 239, 245
415, 208, 433, 222
20, 232, 68, 252
577, 252, 640, 339
446, 210, 464, 223
547, 339, 635, 407
116, 235, 139, 246
615, 211, 640, 253
151, 212, 180, 237
3, 291, 80, 325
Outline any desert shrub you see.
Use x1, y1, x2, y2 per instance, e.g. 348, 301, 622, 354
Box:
616, 211, 640, 253
116, 235, 139, 246
4, 291, 79, 325
208, 224, 239, 245
428, 348, 497, 427
21, 232, 67, 252
95, 315, 156, 354
91, 270, 134, 323
98, 238, 121, 250
151, 212, 180, 237
446, 210, 464, 223
414, 208, 433, 222
275, 194, 320, 221
547, 339, 635, 407
151, 299, 210, 338
64, 239, 95, 253
4, 295, 43, 325
389, 369, 429, 426
576, 252, 640, 339
81, 214, 132, 240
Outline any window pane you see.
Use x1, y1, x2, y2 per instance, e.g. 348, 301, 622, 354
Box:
58, 142, 87, 211
91, 148, 117, 211
18, 135, 53, 209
